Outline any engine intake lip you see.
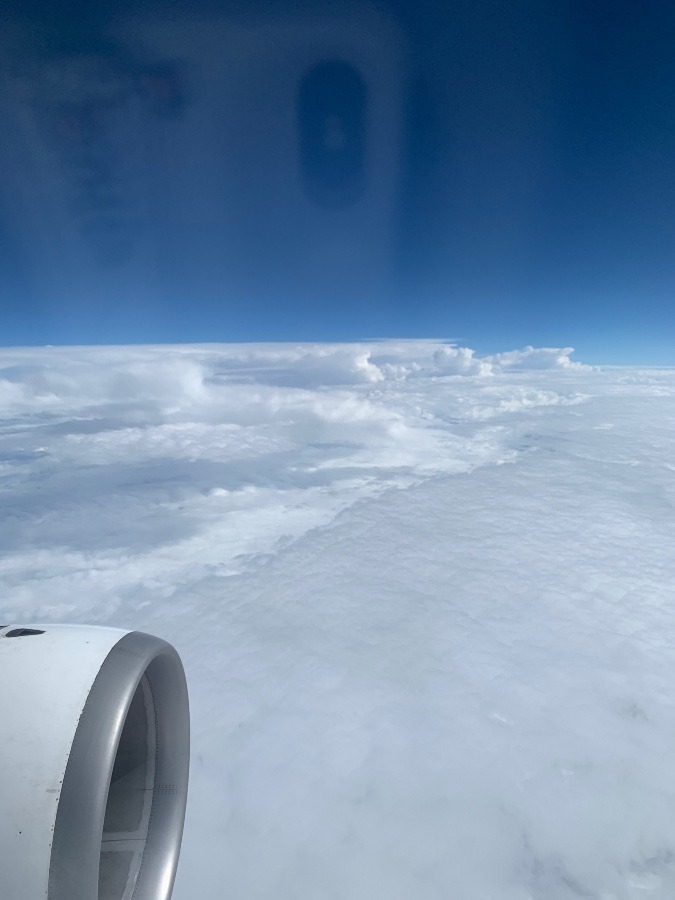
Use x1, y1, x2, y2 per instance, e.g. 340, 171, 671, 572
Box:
48, 631, 190, 900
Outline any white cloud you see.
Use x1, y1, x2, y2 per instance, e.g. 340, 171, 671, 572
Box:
486, 344, 593, 371
432, 345, 493, 376
1, 341, 674, 899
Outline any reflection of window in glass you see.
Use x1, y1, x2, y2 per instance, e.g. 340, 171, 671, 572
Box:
15, 51, 163, 268
297, 60, 367, 208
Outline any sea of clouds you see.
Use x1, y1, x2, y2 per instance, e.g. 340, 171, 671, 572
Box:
1, 340, 674, 899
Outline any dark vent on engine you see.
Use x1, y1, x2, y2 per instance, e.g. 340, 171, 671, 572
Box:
5, 628, 45, 637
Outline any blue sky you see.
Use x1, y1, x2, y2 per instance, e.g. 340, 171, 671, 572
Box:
1, 0, 674, 364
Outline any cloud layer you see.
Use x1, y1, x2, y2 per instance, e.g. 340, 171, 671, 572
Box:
1, 341, 673, 899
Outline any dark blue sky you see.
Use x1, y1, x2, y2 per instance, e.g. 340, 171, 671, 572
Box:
1, 0, 674, 363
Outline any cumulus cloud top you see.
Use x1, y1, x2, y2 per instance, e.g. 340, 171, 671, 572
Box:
0, 340, 590, 408
484, 344, 592, 371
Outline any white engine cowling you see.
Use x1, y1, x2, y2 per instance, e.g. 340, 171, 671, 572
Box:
0, 624, 190, 899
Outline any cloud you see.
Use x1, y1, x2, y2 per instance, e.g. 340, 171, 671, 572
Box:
485, 345, 593, 371
432, 345, 493, 376
3, 340, 673, 899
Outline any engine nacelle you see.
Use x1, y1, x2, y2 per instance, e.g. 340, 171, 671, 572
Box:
0, 624, 190, 899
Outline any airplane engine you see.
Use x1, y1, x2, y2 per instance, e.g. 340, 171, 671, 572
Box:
0, 624, 190, 899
